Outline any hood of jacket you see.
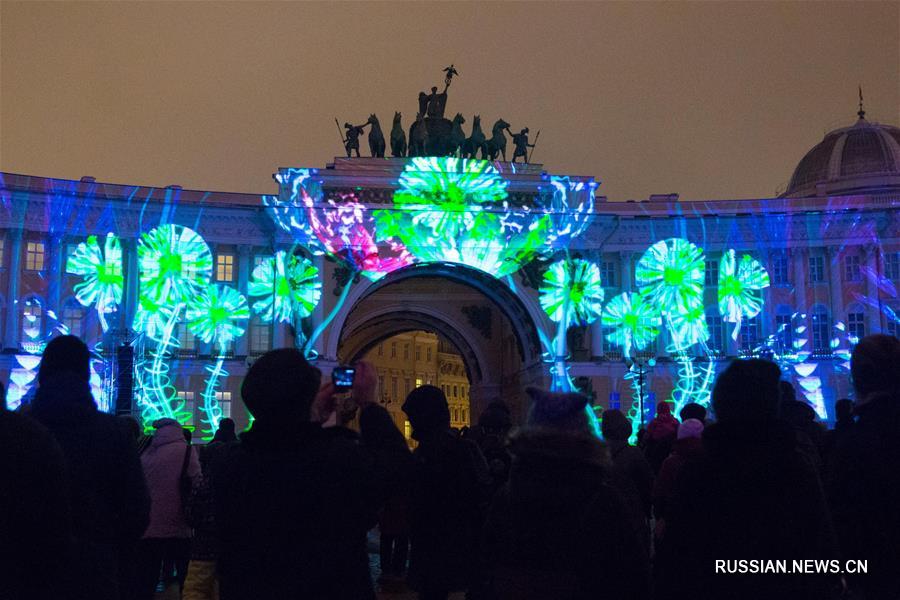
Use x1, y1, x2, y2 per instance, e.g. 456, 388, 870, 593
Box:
150, 420, 188, 448
30, 373, 96, 424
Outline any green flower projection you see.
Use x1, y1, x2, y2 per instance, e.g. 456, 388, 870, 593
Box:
248, 251, 322, 324
374, 157, 550, 277
66, 233, 124, 332
602, 292, 661, 358
187, 285, 249, 438
138, 225, 213, 306
540, 259, 605, 325
636, 238, 705, 318
718, 249, 770, 337
133, 225, 213, 430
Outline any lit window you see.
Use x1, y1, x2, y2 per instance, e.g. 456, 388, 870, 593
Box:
178, 322, 196, 353
775, 314, 793, 351
705, 314, 723, 354
740, 316, 760, 350
770, 253, 789, 286
63, 304, 85, 339
844, 255, 861, 283
215, 391, 232, 418
216, 253, 235, 282
601, 261, 617, 287
847, 311, 865, 341
808, 256, 825, 283
177, 391, 195, 425
249, 317, 271, 355
811, 308, 830, 352
416, 377, 423, 388
21, 299, 42, 342
885, 252, 900, 280
705, 258, 719, 287
25, 242, 45, 271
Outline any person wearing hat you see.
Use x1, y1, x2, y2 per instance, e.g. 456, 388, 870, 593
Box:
483, 388, 650, 600
652, 418, 705, 527
30, 335, 150, 600
401, 385, 491, 600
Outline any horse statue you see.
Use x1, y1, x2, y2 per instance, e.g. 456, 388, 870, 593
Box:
408, 112, 429, 157
447, 113, 466, 157
462, 115, 485, 159
367, 114, 385, 158
484, 118, 510, 161
390, 112, 407, 158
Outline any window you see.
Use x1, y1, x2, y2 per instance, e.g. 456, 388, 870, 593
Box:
887, 312, 899, 338
462, 408, 467, 423
601, 261, 617, 287
416, 346, 421, 361
25, 242, 45, 271
21, 299, 42, 341
886, 252, 900, 280
253, 254, 272, 269
771, 253, 789, 286
706, 313, 724, 353
426, 347, 432, 362
453, 385, 458, 398
216, 253, 235, 282
391, 377, 398, 400
811, 308, 830, 352
740, 316, 760, 350
0, 236, 5, 266
775, 314, 793, 352
249, 317, 271, 355
63, 303, 85, 339
809, 256, 825, 283
215, 391, 232, 418
403, 344, 410, 359
177, 322, 196, 353
177, 391, 195, 425
705, 258, 719, 287
847, 311, 865, 341
844, 255, 861, 283
378, 376, 385, 400
416, 377, 423, 387
404, 378, 411, 396
391, 342, 397, 358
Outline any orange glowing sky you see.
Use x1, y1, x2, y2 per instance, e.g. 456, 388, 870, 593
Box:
1, 1, 897, 201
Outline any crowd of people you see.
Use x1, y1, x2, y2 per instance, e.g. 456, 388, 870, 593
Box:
1, 332, 898, 600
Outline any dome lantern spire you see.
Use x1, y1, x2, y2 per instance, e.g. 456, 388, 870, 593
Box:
857, 85, 866, 120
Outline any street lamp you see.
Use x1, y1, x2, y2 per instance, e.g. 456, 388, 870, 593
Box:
624, 354, 656, 430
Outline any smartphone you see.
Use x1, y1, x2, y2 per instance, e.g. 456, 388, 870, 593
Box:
332, 366, 356, 391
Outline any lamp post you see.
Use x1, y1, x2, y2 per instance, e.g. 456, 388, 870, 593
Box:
625, 354, 657, 429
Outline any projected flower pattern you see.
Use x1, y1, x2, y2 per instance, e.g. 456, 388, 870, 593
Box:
248, 252, 322, 324
718, 249, 771, 339
66, 233, 124, 332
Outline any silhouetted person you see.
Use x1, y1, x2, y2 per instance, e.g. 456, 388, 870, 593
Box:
359, 400, 415, 583
656, 359, 835, 600
134, 418, 200, 599
212, 350, 387, 599
822, 398, 853, 472
402, 385, 490, 600
602, 409, 653, 520
182, 446, 220, 600
679, 402, 707, 424
653, 418, 704, 526
466, 400, 514, 493
642, 401, 678, 474
829, 334, 900, 600
483, 389, 650, 600
779, 379, 824, 470
1, 382, 73, 600
211, 417, 237, 443
30, 335, 150, 600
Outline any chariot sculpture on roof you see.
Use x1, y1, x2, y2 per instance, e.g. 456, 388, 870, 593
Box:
338, 65, 539, 162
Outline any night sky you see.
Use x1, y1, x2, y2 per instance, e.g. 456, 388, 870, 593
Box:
1, 1, 897, 201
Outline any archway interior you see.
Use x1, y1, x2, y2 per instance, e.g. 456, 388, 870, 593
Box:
359, 330, 472, 446
336, 275, 537, 425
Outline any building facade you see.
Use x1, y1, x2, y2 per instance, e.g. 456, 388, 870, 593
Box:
1, 113, 897, 430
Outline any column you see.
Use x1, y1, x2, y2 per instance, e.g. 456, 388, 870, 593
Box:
122, 238, 139, 332
792, 247, 807, 314
620, 251, 633, 292
862, 244, 879, 333
235, 246, 251, 357
826, 246, 844, 328
45, 233, 65, 335
761, 249, 774, 340
311, 255, 327, 357
3, 229, 23, 349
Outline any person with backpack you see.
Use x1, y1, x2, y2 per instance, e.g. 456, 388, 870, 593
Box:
133, 418, 200, 599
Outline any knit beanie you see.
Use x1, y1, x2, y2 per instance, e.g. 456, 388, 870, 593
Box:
677, 418, 704, 440
526, 387, 591, 434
